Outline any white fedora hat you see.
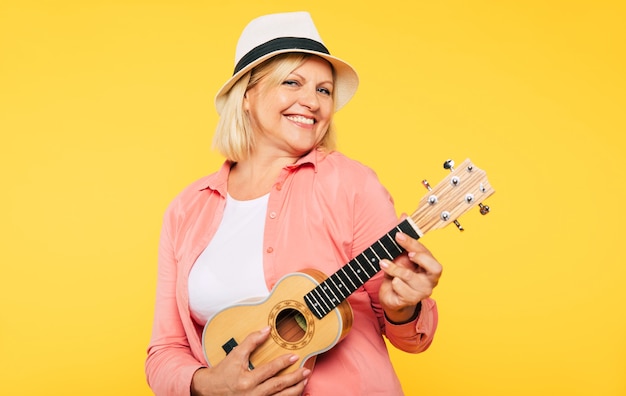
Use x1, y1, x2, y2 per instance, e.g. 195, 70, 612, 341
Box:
215, 11, 359, 115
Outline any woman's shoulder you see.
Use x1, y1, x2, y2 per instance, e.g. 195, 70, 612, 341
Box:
164, 162, 229, 214
308, 150, 392, 203
318, 150, 381, 180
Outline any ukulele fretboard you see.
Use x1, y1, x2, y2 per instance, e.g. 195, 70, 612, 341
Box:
304, 219, 421, 319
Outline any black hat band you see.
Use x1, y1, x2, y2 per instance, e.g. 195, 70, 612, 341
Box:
234, 37, 330, 75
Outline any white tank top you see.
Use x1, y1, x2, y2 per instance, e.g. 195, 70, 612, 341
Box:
188, 193, 270, 325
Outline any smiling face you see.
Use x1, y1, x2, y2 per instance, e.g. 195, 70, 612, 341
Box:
242, 55, 335, 160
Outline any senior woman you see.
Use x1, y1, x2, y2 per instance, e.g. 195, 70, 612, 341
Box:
146, 11, 441, 396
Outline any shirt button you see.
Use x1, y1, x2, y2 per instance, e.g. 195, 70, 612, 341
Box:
266, 247, 274, 253
275, 183, 282, 191
269, 211, 277, 219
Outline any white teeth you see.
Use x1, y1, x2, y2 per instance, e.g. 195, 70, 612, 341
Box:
286, 115, 315, 125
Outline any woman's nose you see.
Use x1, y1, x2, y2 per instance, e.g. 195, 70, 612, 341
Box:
299, 87, 320, 110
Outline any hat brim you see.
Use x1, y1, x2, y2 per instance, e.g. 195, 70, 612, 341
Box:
214, 49, 359, 115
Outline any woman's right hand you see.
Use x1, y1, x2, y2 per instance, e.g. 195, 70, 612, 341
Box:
191, 326, 311, 395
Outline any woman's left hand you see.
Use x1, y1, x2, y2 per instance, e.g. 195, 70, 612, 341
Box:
378, 228, 443, 324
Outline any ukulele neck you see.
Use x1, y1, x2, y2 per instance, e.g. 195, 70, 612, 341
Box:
304, 218, 421, 319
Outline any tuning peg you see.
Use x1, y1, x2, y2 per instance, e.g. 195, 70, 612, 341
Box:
443, 159, 455, 172
453, 220, 464, 231
478, 203, 490, 215
422, 180, 432, 191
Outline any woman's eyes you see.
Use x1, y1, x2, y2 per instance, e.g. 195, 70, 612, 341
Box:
317, 87, 332, 96
282, 80, 332, 96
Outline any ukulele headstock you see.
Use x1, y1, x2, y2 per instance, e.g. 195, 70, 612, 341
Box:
410, 159, 495, 235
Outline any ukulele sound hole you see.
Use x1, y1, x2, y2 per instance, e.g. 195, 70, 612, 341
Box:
275, 308, 307, 342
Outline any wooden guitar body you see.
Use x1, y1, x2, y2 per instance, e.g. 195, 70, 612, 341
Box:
202, 268, 353, 374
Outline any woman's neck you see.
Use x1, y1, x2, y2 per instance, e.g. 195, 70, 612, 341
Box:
227, 153, 297, 200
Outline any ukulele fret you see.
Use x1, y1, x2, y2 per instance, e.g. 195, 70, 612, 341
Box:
312, 287, 332, 312
321, 281, 341, 305
366, 236, 399, 266
379, 232, 404, 258
374, 239, 393, 262
337, 267, 358, 292
361, 249, 378, 269
365, 248, 382, 272
327, 274, 348, 299
353, 255, 377, 279
304, 293, 324, 318
305, 287, 332, 318
396, 219, 421, 240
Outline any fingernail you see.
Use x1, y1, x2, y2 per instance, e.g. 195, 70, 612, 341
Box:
303, 369, 312, 377
289, 354, 300, 363
380, 260, 389, 269
396, 232, 406, 241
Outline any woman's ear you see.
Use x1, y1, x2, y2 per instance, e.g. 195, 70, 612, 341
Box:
242, 92, 249, 112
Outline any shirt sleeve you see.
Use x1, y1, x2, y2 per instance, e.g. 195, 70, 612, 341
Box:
145, 202, 204, 396
383, 297, 438, 352
351, 165, 439, 354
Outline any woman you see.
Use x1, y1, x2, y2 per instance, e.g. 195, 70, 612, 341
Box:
146, 12, 442, 396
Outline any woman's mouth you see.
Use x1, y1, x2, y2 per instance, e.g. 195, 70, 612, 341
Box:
286, 115, 315, 125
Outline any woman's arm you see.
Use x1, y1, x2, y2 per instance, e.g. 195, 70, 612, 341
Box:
146, 208, 205, 395
146, 203, 311, 395
350, 168, 440, 354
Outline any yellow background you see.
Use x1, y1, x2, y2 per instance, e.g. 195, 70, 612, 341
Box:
1, 1, 625, 395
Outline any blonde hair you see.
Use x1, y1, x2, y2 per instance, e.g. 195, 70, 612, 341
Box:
213, 53, 337, 162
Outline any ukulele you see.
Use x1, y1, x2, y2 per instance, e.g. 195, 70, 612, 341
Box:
202, 158, 495, 374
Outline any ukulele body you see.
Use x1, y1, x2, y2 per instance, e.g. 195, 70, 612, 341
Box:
202, 268, 354, 374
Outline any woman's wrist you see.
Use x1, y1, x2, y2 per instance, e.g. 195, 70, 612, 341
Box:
191, 367, 211, 396
385, 301, 422, 325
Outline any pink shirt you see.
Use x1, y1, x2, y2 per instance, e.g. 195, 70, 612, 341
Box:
146, 149, 438, 395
